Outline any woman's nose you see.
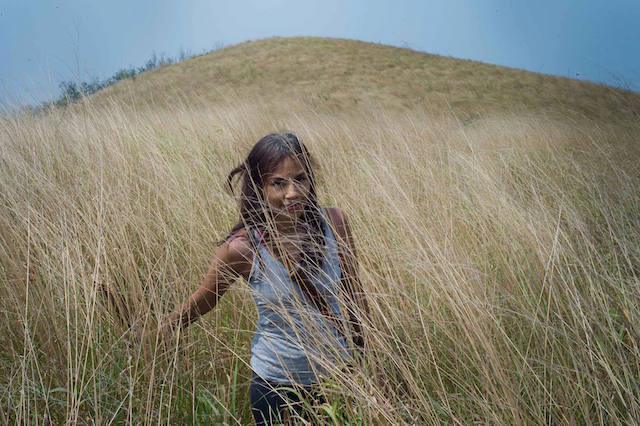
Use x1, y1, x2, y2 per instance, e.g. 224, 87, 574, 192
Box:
284, 181, 302, 199
285, 182, 298, 198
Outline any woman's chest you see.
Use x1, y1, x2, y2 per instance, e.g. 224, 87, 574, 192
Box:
264, 235, 306, 268
251, 239, 340, 305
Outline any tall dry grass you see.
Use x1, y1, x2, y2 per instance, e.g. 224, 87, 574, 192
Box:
1, 93, 639, 424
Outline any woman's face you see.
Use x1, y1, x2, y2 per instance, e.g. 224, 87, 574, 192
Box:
262, 155, 311, 222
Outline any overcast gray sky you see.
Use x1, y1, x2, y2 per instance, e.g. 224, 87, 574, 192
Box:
1, 0, 639, 107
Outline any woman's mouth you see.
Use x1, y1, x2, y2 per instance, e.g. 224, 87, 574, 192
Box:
285, 202, 302, 212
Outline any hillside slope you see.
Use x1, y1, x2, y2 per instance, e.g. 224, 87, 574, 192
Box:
92, 37, 640, 122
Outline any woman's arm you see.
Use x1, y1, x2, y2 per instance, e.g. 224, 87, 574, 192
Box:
326, 208, 370, 350
168, 232, 253, 330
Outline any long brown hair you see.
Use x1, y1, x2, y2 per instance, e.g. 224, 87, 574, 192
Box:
222, 132, 333, 317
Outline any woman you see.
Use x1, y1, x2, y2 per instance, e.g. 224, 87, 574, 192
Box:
167, 132, 369, 425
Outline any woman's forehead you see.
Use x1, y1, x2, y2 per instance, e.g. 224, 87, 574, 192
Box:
267, 156, 307, 179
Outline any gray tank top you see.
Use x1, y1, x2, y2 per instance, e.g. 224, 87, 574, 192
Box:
247, 211, 350, 384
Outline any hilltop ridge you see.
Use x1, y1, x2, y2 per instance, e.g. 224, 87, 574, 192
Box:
90, 37, 639, 122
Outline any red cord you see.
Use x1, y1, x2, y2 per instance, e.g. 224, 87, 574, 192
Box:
256, 228, 267, 248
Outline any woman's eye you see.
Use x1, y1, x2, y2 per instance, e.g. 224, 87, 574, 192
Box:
271, 176, 306, 189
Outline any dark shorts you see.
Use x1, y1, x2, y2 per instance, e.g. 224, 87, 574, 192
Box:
249, 373, 326, 425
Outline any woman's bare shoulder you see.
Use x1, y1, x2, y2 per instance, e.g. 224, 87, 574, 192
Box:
323, 207, 349, 239
216, 229, 254, 278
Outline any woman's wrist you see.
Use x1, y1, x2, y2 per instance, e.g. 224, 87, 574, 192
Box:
166, 310, 184, 333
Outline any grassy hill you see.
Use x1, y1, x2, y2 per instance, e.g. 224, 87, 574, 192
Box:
94, 37, 640, 122
2, 37, 640, 424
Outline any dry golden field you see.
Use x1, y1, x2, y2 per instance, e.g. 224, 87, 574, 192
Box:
1, 37, 640, 424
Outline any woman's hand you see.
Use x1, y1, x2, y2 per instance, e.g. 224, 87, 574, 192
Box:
130, 316, 181, 362
157, 320, 178, 351
325, 208, 370, 354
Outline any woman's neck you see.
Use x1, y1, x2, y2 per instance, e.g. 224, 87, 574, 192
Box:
273, 218, 304, 236
263, 206, 318, 238
262, 213, 309, 240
